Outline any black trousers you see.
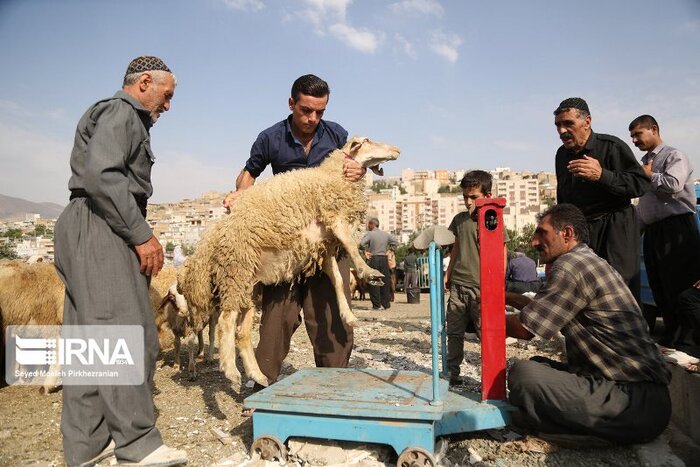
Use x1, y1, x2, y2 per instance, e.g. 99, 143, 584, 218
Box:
508, 357, 671, 444
675, 286, 700, 354
587, 205, 641, 303
644, 213, 700, 338
368, 255, 392, 309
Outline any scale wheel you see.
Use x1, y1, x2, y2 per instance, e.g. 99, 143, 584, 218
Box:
251, 435, 287, 463
397, 447, 436, 467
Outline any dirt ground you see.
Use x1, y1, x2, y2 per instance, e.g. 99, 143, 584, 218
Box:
0, 293, 681, 466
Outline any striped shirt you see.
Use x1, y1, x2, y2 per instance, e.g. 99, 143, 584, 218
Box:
519, 244, 670, 384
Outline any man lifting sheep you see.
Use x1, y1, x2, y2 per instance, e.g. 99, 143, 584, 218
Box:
223, 74, 366, 396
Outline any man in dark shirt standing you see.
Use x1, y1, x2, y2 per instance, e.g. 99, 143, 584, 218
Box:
222, 75, 365, 392
553, 97, 649, 302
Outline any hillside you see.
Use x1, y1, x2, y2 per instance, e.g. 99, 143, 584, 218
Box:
0, 194, 64, 219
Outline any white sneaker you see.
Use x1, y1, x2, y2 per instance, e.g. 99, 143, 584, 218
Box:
78, 440, 116, 467
119, 445, 187, 466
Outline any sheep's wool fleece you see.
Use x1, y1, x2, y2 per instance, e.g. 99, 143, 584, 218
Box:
180, 149, 368, 313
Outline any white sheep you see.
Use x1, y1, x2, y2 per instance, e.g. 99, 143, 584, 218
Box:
176, 136, 400, 388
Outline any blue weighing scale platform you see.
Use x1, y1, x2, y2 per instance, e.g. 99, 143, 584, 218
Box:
244, 242, 513, 466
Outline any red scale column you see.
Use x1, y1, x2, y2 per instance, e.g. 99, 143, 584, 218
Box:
475, 198, 507, 401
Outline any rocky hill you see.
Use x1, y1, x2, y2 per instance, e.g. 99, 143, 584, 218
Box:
0, 194, 64, 219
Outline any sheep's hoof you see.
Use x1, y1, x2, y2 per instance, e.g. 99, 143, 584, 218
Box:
224, 370, 242, 386
39, 385, 61, 395
254, 376, 270, 388
345, 316, 359, 328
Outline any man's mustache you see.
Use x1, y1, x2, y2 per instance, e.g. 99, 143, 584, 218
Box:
561, 132, 573, 140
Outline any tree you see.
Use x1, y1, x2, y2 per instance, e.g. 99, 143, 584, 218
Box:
393, 231, 419, 265
505, 228, 520, 253
165, 241, 175, 253
34, 224, 46, 237
0, 242, 18, 260
1, 228, 24, 240
504, 223, 538, 261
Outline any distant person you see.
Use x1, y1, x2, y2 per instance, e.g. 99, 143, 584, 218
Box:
173, 244, 187, 268
506, 204, 671, 445
221, 74, 365, 394
360, 218, 398, 310
506, 247, 541, 294
53, 56, 187, 466
629, 114, 700, 345
444, 170, 508, 387
554, 98, 649, 303
387, 248, 397, 302
403, 247, 418, 289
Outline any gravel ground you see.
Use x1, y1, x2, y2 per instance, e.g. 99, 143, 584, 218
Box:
0, 293, 680, 466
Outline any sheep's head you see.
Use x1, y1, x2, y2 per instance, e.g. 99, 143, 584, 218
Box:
343, 136, 400, 176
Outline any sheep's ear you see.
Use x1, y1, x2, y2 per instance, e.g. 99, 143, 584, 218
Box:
158, 293, 175, 310
347, 137, 365, 156
370, 166, 384, 176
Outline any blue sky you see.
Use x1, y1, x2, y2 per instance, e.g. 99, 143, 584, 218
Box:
1, 0, 699, 204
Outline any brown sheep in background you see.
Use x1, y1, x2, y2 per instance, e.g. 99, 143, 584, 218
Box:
0, 260, 64, 393
0, 261, 199, 392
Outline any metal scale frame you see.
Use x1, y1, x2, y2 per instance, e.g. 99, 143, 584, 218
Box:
244, 198, 512, 466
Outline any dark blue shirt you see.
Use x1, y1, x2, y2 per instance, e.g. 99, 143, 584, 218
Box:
506, 254, 539, 282
244, 116, 348, 177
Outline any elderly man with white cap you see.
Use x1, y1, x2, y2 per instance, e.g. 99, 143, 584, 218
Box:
53, 56, 186, 466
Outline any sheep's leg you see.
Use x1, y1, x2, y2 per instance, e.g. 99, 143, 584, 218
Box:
237, 306, 269, 387
216, 303, 242, 386
331, 220, 385, 281
184, 331, 198, 380
206, 307, 220, 363
173, 335, 182, 370
40, 362, 62, 395
196, 330, 204, 357
321, 255, 359, 327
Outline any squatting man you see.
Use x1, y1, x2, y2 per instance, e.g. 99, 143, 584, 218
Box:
505, 203, 671, 445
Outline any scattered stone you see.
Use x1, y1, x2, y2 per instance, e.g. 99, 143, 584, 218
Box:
468, 446, 483, 463
211, 426, 234, 445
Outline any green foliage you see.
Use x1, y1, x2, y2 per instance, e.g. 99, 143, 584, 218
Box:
165, 241, 175, 253
506, 223, 538, 261
1, 228, 24, 240
505, 228, 519, 252
34, 224, 46, 237
437, 185, 462, 194
371, 180, 391, 193
394, 231, 419, 265
0, 242, 18, 260
181, 244, 196, 256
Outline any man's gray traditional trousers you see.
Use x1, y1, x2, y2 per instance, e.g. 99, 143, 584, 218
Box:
54, 198, 162, 465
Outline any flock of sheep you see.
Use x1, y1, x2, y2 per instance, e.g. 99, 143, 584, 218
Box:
0, 137, 400, 394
